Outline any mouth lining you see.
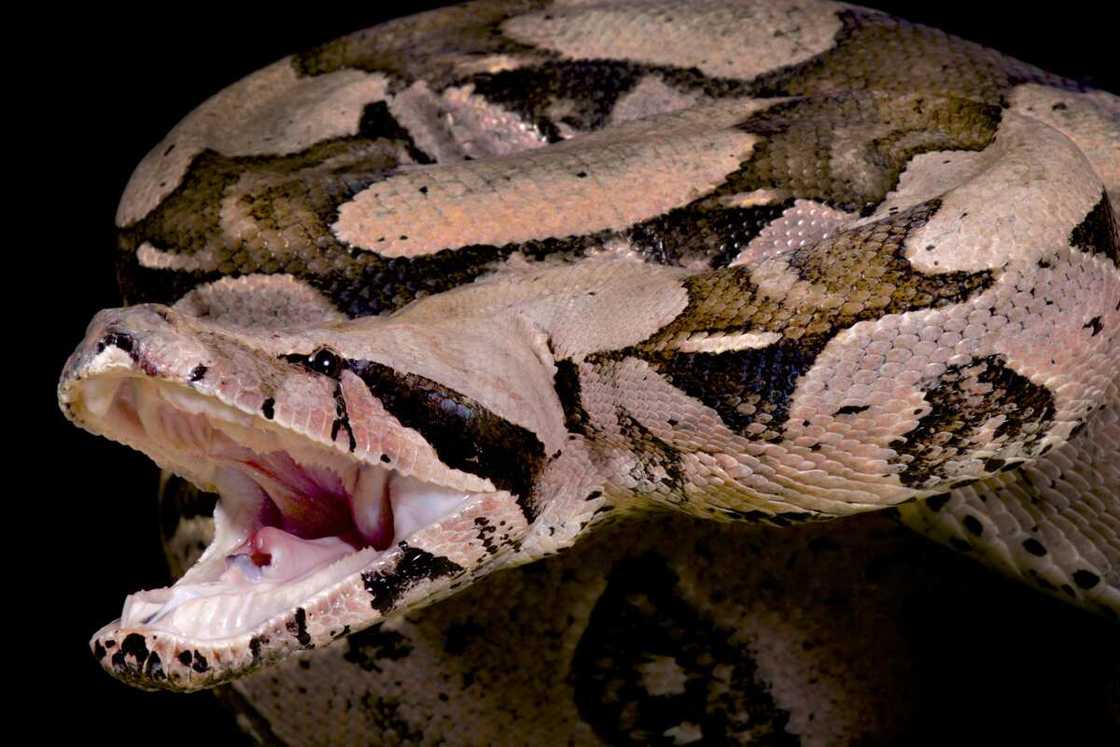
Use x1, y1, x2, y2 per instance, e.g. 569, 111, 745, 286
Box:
71, 374, 477, 642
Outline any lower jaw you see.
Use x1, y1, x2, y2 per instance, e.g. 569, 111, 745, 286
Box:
117, 462, 477, 643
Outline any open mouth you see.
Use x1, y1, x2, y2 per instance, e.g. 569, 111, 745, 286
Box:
72, 374, 477, 643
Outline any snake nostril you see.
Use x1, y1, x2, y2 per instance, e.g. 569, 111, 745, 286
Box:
96, 330, 136, 355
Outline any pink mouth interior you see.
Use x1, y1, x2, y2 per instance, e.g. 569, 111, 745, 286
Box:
206, 442, 420, 593
241, 451, 394, 557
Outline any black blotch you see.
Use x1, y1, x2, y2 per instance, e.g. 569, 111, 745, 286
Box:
628, 201, 792, 268
380, 454, 391, 464
1069, 192, 1120, 267
331, 383, 357, 452
111, 633, 149, 672
191, 651, 209, 673
555, 359, 593, 435
93, 641, 106, 660
348, 358, 546, 518
358, 101, 433, 164
1022, 538, 1048, 557
286, 607, 312, 648
962, 515, 984, 536
144, 652, 165, 681
648, 338, 816, 442
984, 457, 1006, 472
571, 554, 796, 746
343, 624, 414, 672
834, 404, 870, 416
261, 398, 276, 420
617, 412, 686, 497
249, 636, 264, 663
1083, 316, 1103, 337
474, 516, 500, 556
771, 512, 813, 527
96, 331, 136, 356
717, 508, 769, 523
189, 364, 207, 382
177, 651, 192, 666
362, 546, 463, 614
1073, 570, 1101, 590
892, 355, 1055, 489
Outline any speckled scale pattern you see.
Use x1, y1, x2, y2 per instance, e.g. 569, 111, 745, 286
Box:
56, 0, 1119, 738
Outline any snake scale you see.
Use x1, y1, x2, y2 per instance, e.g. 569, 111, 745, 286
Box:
57, 1, 1118, 744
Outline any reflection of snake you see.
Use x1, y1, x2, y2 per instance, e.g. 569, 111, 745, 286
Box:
59, 0, 1117, 740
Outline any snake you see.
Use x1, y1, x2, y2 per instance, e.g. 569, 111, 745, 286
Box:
58, 0, 1118, 743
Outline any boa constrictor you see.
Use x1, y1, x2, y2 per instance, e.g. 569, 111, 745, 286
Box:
58, 0, 1118, 743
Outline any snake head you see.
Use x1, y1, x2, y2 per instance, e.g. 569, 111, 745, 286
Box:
58, 295, 612, 691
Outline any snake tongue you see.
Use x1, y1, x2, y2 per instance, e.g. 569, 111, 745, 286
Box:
222, 528, 355, 585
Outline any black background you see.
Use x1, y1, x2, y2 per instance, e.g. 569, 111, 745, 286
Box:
24, 2, 1118, 744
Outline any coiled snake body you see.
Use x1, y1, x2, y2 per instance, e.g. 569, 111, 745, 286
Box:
59, 1, 1118, 743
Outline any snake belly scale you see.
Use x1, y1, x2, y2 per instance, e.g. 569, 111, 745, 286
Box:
58, 1, 1117, 743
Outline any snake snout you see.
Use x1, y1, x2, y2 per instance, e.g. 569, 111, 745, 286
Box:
59, 304, 187, 394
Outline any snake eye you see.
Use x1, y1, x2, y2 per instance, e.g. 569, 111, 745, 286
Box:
309, 348, 342, 378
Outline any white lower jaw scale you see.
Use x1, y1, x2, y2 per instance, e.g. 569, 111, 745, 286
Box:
120, 527, 360, 632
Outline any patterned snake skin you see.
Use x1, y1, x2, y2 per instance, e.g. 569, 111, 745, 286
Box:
57, 1, 1118, 743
